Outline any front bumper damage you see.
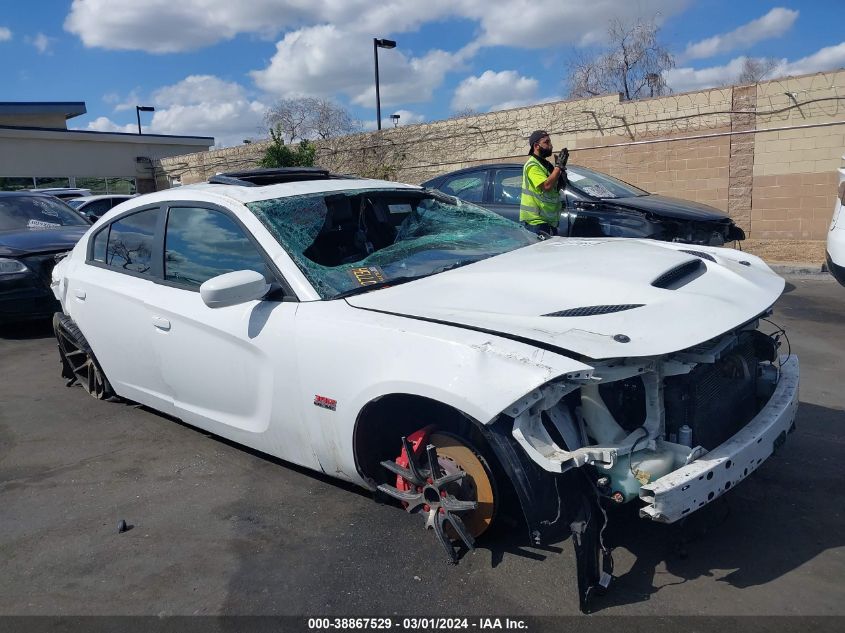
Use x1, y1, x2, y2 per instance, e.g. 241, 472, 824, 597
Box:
484, 326, 799, 612
640, 355, 798, 522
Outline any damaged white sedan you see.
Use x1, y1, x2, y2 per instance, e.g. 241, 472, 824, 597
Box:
51, 168, 799, 611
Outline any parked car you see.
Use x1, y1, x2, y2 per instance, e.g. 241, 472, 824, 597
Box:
51, 168, 797, 610
0, 192, 90, 325
28, 187, 93, 201
422, 163, 746, 246
67, 194, 137, 221
826, 154, 845, 286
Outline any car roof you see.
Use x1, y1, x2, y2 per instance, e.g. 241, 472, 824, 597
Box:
0, 190, 64, 198
72, 194, 135, 203
139, 177, 420, 206
422, 163, 603, 183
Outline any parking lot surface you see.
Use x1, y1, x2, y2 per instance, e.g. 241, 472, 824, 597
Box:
0, 275, 843, 617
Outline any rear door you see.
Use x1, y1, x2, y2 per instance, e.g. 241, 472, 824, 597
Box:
71, 205, 174, 411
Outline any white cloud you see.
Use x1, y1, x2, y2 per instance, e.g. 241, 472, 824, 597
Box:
102, 89, 142, 112
28, 32, 54, 54
0, 26, 11, 41
451, 70, 539, 111
83, 76, 268, 147
150, 76, 268, 146
683, 8, 799, 60
775, 41, 845, 77
84, 116, 137, 134
461, 0, 688, 49
666, 41, 845, 93
64, 0, 688, 54
64, 0, 456, 54
250, 25, 469, 106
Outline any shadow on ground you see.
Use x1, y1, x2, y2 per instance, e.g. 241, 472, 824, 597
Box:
0, 318, 54, 340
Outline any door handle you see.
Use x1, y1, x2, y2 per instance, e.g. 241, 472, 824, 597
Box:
74, 289, 86, 300
151, 316, 171, 331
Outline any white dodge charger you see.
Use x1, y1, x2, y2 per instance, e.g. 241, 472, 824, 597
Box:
51, 168, 799, 610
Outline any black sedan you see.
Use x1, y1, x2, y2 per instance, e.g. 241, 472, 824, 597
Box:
422, 163, 745, 245
0, 192, 90, 325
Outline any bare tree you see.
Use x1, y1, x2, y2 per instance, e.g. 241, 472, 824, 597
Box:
737, 57, 780, 85
568, 17, 675, 100
264, 97, 358, 142
448, 106, 479, 120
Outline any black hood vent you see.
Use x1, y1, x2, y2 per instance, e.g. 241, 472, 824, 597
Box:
679, 249, 716, 262
652, 259, 706, 289
543, 304, 644, 317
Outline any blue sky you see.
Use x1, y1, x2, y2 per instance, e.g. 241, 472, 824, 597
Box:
2, 1, 843, 147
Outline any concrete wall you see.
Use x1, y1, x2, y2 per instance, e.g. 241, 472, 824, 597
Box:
158, 70, 845, 240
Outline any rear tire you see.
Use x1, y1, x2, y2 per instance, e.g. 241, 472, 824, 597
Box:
53, 312, 119, 401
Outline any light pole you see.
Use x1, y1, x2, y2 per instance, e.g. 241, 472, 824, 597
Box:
373, 37, 396, 130
136, 105, 155, 134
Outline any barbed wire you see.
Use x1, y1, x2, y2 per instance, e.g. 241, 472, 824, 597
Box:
158, 71, 845, 184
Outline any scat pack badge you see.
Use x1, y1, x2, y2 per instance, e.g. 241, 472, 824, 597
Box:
314, 395, 337, 411
348, 266, 385, 286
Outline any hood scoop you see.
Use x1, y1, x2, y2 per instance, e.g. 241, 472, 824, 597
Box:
652, 259, 705, 289
543, 304, 644, 317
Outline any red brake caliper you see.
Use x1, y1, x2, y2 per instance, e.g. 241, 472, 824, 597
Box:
395, 425, 436, 509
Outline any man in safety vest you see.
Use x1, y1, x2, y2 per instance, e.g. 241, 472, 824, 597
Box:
520, 130, 569, 237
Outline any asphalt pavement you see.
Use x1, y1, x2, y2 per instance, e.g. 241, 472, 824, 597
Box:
0, 275, 843, 620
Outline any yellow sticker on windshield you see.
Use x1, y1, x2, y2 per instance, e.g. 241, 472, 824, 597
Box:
348, 266, 386, 286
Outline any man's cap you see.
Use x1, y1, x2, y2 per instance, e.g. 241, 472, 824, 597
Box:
528, 130, 549, 148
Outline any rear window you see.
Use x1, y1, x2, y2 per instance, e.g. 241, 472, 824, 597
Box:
0, 196, 89, 231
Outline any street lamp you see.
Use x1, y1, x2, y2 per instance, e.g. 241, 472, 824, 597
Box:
136, 105, 155, 135
390, 114, 400, 128
373, 37, 396, 130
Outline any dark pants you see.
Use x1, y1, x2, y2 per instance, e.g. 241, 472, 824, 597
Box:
521, 222, 559, 238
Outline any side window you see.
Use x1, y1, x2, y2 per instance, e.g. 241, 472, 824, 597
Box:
92, 227, 108, 262
438, 173, 485, 203
164, 207, 268, 288
492, 168, 523, 205
84, 199, 112, 219
105, 208, 159, 274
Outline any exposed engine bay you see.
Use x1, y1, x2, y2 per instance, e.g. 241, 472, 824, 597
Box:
508, 319, 796, 522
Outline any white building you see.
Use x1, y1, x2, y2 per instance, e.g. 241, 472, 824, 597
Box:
0, 102, 213, 194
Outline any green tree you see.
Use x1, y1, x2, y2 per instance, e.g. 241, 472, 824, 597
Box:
259, 127, 317, 168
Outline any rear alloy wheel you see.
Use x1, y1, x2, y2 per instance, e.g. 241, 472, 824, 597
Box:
378, 428, 497, 563
53, 313, 118, 401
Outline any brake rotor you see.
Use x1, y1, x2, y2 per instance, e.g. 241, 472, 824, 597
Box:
426, 433, 495, 538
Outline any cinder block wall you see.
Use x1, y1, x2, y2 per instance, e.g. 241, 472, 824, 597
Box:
158, 70, 845, 240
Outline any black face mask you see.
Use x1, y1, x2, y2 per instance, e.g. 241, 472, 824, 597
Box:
538, 146, 553, 158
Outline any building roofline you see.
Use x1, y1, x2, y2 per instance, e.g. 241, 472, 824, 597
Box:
0, 124, 213, 143
0, 102, 87, 120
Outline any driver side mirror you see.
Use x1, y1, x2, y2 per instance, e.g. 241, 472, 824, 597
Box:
200, 270, 270, 308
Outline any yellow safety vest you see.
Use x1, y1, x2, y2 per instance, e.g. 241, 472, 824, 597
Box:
520, 155, 561, 226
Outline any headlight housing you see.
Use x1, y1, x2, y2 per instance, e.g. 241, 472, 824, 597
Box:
0, 258, 29, 276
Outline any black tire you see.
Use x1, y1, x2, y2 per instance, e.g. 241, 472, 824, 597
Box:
53, 312, 119, 401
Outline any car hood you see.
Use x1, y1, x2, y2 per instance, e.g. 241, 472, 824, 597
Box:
0, 226, 89, 257
606, 194, 733, 223
345, 239, 784, 360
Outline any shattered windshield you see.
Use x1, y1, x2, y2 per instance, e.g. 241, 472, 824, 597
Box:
247, 188, 538, 299
567, 166, 648, 199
